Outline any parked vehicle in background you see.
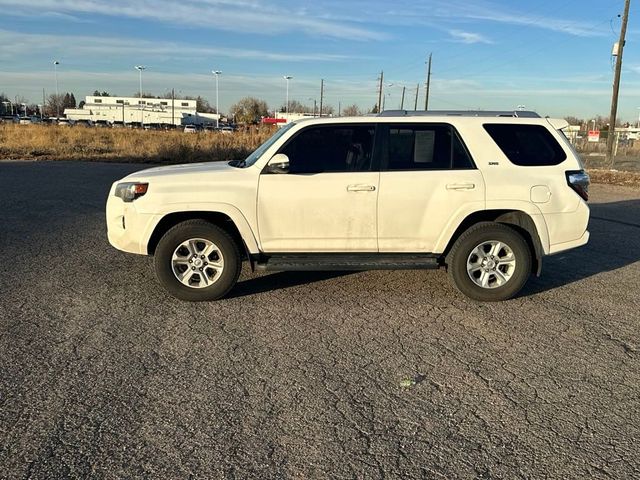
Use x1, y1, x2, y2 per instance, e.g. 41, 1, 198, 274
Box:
183, 125, 198, 133
107, 110, 590, 302
75, 120, 94, 128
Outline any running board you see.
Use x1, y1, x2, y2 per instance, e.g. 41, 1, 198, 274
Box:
255, 253, 441, 271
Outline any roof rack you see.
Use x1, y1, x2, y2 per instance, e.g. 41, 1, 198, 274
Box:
377, 110, 540, 118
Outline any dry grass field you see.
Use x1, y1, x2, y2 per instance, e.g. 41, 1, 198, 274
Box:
0, 124, 274, 164
587, 169, 640, 188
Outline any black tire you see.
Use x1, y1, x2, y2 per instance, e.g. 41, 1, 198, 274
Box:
154, 220, 241, 301
447, 222, 532, 302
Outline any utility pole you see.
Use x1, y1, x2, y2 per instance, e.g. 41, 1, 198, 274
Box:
338, 101, 341, 117
319, 79, 324, 117
42, 88, 46, 118
424, 53, 432, 111
377, 71, 384, 113
400, 86, 406, 110
53, 60, 60, 119
414, 83, 419, 110
607, 0, 631, 166
172, 88, 175, 127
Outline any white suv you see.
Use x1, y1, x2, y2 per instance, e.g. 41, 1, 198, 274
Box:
106, 110, 590, 302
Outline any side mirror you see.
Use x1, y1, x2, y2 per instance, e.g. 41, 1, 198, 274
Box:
264, 153, 290, 174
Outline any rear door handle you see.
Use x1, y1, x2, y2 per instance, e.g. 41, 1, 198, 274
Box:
446, 183, 475, 190
347, 184, 376, 192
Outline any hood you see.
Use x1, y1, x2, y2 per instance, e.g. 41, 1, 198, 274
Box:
124, 161, 234, 180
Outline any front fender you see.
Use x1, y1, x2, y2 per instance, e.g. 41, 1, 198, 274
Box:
144, 202, 260, 254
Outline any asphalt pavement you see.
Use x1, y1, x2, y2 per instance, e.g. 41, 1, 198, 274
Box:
1, 161, 639, 479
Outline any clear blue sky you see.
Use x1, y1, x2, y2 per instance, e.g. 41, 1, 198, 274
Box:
1, 0, 639, 119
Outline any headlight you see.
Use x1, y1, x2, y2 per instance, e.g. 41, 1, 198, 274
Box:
114, 182, 148, 202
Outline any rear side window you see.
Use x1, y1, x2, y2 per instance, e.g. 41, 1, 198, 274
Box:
483, 124, 567, 166
384, 124, 474, 171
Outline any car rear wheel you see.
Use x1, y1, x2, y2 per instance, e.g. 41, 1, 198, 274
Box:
154, 220, 241, 301
447, 222, 531, 301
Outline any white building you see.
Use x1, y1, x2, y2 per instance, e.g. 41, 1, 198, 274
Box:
64, 95, 220, 126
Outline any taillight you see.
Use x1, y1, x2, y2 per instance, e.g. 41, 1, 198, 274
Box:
566, 170, 589, 201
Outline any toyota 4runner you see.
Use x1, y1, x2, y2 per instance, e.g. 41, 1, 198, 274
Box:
106, 110, 590, 302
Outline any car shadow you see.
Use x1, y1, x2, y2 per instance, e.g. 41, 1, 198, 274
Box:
521, 198, 640, 296
228, 271, 354, 299
230, 199, 640, 300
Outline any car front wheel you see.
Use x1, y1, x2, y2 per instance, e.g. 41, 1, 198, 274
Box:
447, 222, 532, 302
154, 220, 241, 301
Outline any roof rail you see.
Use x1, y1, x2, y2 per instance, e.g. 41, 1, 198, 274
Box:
377, 110, 541, 118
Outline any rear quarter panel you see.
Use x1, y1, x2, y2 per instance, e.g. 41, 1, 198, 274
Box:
454, 119, 586, 253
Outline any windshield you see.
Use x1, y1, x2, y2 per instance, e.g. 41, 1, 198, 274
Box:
231, 123, 295, 168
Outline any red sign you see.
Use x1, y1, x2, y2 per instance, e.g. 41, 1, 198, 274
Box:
261, 117, 286, 124
588, 130, 600, 142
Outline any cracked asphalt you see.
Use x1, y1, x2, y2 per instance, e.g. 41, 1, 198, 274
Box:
1, 161, 639, 479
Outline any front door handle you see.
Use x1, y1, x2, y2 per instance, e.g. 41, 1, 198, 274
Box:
446, 183, 475, 190
347, 184, 376, 192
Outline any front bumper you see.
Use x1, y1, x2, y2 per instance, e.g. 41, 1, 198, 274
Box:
106, 188, 158, 255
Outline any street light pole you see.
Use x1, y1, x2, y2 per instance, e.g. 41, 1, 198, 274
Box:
283, 75, 292, 116
135, 65, 146, 128
212, 70, 222, 126
53, 60, 60, 118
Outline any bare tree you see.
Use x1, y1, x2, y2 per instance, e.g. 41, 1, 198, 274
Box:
321, 105, 334, 115
341, 104, 361, 117
46, 94, 64, 116
194, 96, 214, 113
279, 100, 311, 114
229, 97, 269, 124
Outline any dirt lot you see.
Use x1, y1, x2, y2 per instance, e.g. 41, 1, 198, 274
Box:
0, 161, 639, 479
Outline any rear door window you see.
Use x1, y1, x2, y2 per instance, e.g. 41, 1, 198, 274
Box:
383, 124, 474, 170
483, 124, 567, 166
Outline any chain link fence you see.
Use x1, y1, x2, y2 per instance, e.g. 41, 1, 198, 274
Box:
571, 131, 640, 172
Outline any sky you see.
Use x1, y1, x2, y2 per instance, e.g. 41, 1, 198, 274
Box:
1, 0, 639, 120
